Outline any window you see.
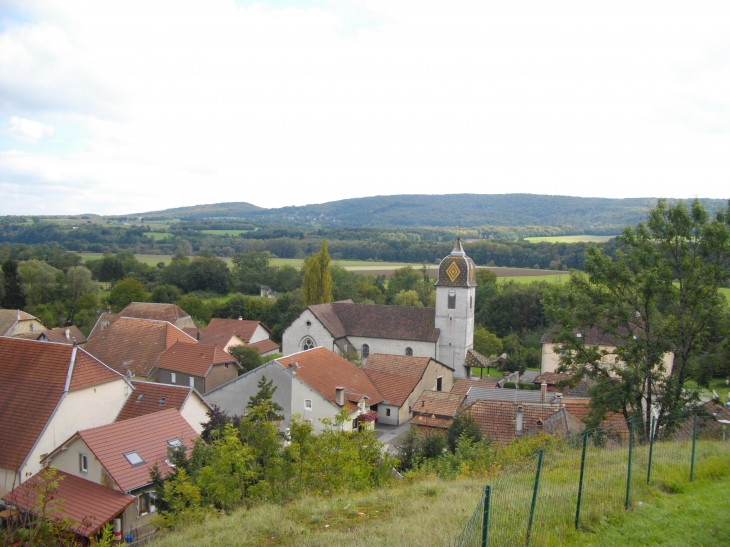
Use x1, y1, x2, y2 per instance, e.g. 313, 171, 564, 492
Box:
189, 376, 195, 388
448, 289, 456, 309
124, 451, 144, 466
436, 376, 443, 391
405, 347, 413, 356
158, 396, 167, 406
386, 408, 391, 417
136, 393, 144, 402
352, 418, 359, 430
302, 337, 315, 350
304, 399, 312, 411
167, 439, 182, 448
362, 344, 370, 358
79, 454, 88, 473
470, 295, 473, 309
138, 493, 150, 516
170, 372, 176, 384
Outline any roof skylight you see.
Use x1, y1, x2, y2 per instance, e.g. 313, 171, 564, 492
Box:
167, 439, 182, 447
124, 451, 144, 466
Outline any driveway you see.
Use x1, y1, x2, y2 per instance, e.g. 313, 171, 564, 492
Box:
374, 420, 413, 448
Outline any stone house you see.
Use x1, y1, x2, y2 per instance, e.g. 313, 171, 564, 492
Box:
0, 309, 46, 337
154, 341, 241, 394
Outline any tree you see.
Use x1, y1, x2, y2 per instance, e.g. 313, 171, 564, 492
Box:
176, 295, 212, 325
473, 327, 502, 357
446, 413, 483, 453
185, 254, 230, 294
393, 289, 423, 307
386, 265, 434, 306
232, 251, 272, 295
98, 256, 124, 285
301, 240, 332, 306
1, 259, 25, 309
64, 266, 98, 323
18, 259, 61, 306
227, 344, 262, 373
246, 376, 284, 422
545, 199, 730, 439
108, 278, 147, 312
151, 284, 182, 304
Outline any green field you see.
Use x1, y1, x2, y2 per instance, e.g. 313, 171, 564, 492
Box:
201, 229, 252, 236
145, 232, 170, 240
524, 235, 618, 243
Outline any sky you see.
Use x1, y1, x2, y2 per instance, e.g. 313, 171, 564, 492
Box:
1, 0, 729, 216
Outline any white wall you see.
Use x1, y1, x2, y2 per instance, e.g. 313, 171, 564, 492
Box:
347, 336, 436, 366
282, 309, 335, 356
435, 285, 475, 378
290, 376, 346, 433
249, 324, 271, 344
180, 394, 211, 435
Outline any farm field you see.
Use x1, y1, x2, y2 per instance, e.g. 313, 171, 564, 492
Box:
145, 232, 170, 240
201, 229, 254, 236
524, 235, 617, 243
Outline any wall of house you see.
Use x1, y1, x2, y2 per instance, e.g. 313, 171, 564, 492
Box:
204, 361, 293, 431
222, 334, 246, 352
121, 487, 157, 540
8, 318, 47, 336
0, 468, 20, 498
347, 336, 437, 366
204, 363, 239, 394
399, 360, 453, 424
20, 378, 130, 489
156, 368, 205, 394
282, 309, 335, 356
249, 324, 271, 345
175, 317, 196, 330
376, 405, 400, 426
43, 436, 106, 486
542, 342, 675, 376
180, 395, 211, 435
435, 285, 475, 379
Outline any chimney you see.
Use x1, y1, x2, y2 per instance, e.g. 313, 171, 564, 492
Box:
65, 328, 71, 341
516, 405, 524, 435
105, 304, 111, 314
541, 383, 547, 403
335, 387, 345, 407
196, 329, 200, 341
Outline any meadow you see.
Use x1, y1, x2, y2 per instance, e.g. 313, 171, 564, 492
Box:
524, 235, 618, 243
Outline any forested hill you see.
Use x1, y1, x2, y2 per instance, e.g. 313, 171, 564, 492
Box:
135, 194, 727, 232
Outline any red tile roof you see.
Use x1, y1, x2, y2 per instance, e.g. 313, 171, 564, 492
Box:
61, 409, 198, 493
85, 317, 196, 377
116, 381, 209, 423
183, 318, 270, 346
14, 326, 88, 346
249, 338, 280, 354
0, 309, 42, 336
0, 338, 124, 470
120, 302, 192, 324
2, 471, 135, 537
155, 341, 239, 377
364, 354, 437, 407
450, 378, 499, 397
276, 347, 384, 411
308, 301, 440, 343
466, 401, 567, 444
411, 390, 465, 419
533, 372, 572, 385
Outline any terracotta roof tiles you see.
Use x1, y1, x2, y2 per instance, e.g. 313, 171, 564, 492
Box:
120, 302, 192, 324
451, 378, 499, 397
116, 381, 208, 423
363, 354, 441, 407
183, 318, 270, 347
155, 341, 239, 377
411, 390, 464, 419
249, 338, 281, 354
466, 400, 567, 444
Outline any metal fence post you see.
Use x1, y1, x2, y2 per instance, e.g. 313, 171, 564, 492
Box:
690, 413, 698, 482
481, 485, 491, 547
647, 415, 655, 484
575, 429, 589, 530
525, 450, 544, 547
625, 418, 634, 510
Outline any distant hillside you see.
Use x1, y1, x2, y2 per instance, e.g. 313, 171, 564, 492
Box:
135, 194, 728, 232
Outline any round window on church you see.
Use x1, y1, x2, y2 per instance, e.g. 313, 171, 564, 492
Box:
405, 347, 413, 356
302, 337, 316, 350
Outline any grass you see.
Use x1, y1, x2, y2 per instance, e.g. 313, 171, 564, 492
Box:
145, 232, 170, 240
202, 229, 253, 236
720, 287, 730, 304
683, 377, 729, 401
524, 235, 618, 243
500, 273, 569, 284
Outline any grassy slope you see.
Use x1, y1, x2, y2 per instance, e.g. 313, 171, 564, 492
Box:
524, 235, 617, 243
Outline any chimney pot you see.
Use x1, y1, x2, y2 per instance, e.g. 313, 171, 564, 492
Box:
335, 386, 345, 407
196, 329, 200, 341
541, 382, 547, 403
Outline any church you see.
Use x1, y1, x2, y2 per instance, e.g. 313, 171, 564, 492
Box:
281, 238, 480, 379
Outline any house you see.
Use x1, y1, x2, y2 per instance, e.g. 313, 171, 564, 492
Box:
14, 325, 87, 346
116, 381, 212, 434
411, 390, 466, 432
183, 317, 280, 356
559, 377, 629, 437
84, 317, 197, 381
532, 372, 572, 392
260, 286, 280, 299
362, 354, 453, 425
465, 400, 583, 444
282, 239, 482, 378
89, 302, 195, 338
0, 338, 131, 497
463, 384, 561, 407
540, 326, 674, 375
205, 347, 384, 433
0, 309, 46, 337
155, 342, 241, 394
3, 471, 135, 541
40, 409, 198, 542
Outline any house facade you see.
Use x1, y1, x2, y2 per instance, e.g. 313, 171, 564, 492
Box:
154, 341, 241, 394
0, 309, 46, 337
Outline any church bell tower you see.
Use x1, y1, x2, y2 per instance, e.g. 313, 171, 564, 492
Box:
434, 237, 477, 379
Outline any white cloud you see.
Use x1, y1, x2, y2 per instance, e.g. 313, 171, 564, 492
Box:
0, 0, 729, 215
6, 116, 53, 141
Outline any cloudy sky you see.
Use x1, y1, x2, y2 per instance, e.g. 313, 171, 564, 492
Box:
1, 1, 729, 215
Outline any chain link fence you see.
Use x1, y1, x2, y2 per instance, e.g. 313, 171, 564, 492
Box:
446, 408, 730, 547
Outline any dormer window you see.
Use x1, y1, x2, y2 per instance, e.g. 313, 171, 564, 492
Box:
158, 396, 167, 406
136, 393, 144, 402
124, 451, 144, 466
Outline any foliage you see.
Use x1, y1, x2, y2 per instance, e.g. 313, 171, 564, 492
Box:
108, 277, 147, 311
473, 326, 502, 357
231, 251, 272, 295
302, 240, 333, 305
151, 283, 182, 303
18, 259, 61, 306
246, 376, 284, 422
386, 265, 434, 306
393, 289, 423, 307
186, 253, 230, 294
445, 414, 483, 453
177, 294, 212, 325
0, 259, 25, 309
227, 344, 263, 373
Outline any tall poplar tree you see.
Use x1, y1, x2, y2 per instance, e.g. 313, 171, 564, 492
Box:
302, 240, 332, 306
1, 259, 26, 309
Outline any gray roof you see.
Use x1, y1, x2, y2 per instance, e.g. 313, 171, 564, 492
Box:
563, 377, 595, 399
465, 385, 559, 406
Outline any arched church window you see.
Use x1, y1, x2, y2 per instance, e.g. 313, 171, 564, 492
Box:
362, 344, 370, 358
405, 347, 413, 356
302, 337, 315, 350
448, 289, 456, 309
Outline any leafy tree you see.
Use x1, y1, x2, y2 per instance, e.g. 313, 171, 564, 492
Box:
393, 289, 423, 307
545, 199, 730, 438
161, 252, 190, 289
64, 266, 98, 323
232, 251, 272, 295
228, 344, 263, 373
151, 283, 182, 303
185, 253, 230, 294
177, 295, 212, 325
18, 259, 61, 305
301, 240, 332, 305
386, 265, 434, 306
473, 327, 502, 357
200, 407, 240, 443
98, 256, 124, 284
270, 264, 302, 293
446, 414, 483, 453
108, 278, 147, 312
246, 376, 284, 422
0, 259, 25, 308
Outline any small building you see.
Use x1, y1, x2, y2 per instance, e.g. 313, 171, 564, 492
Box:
89, 302, 195, 338
41, 409, 198, 542
0, 309, 46, 337
154, 341, 241, 394
2, 471, 135, 542
84, 317, 197, 381
14, 325, 87, 346
363, 354, 453, 425
0, 338, 130, 497
183, 317, 280, 356
411, 390, 466, 432
116, 381, 212, 434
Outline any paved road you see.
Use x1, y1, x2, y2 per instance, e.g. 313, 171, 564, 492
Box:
374, 420, 413, 448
